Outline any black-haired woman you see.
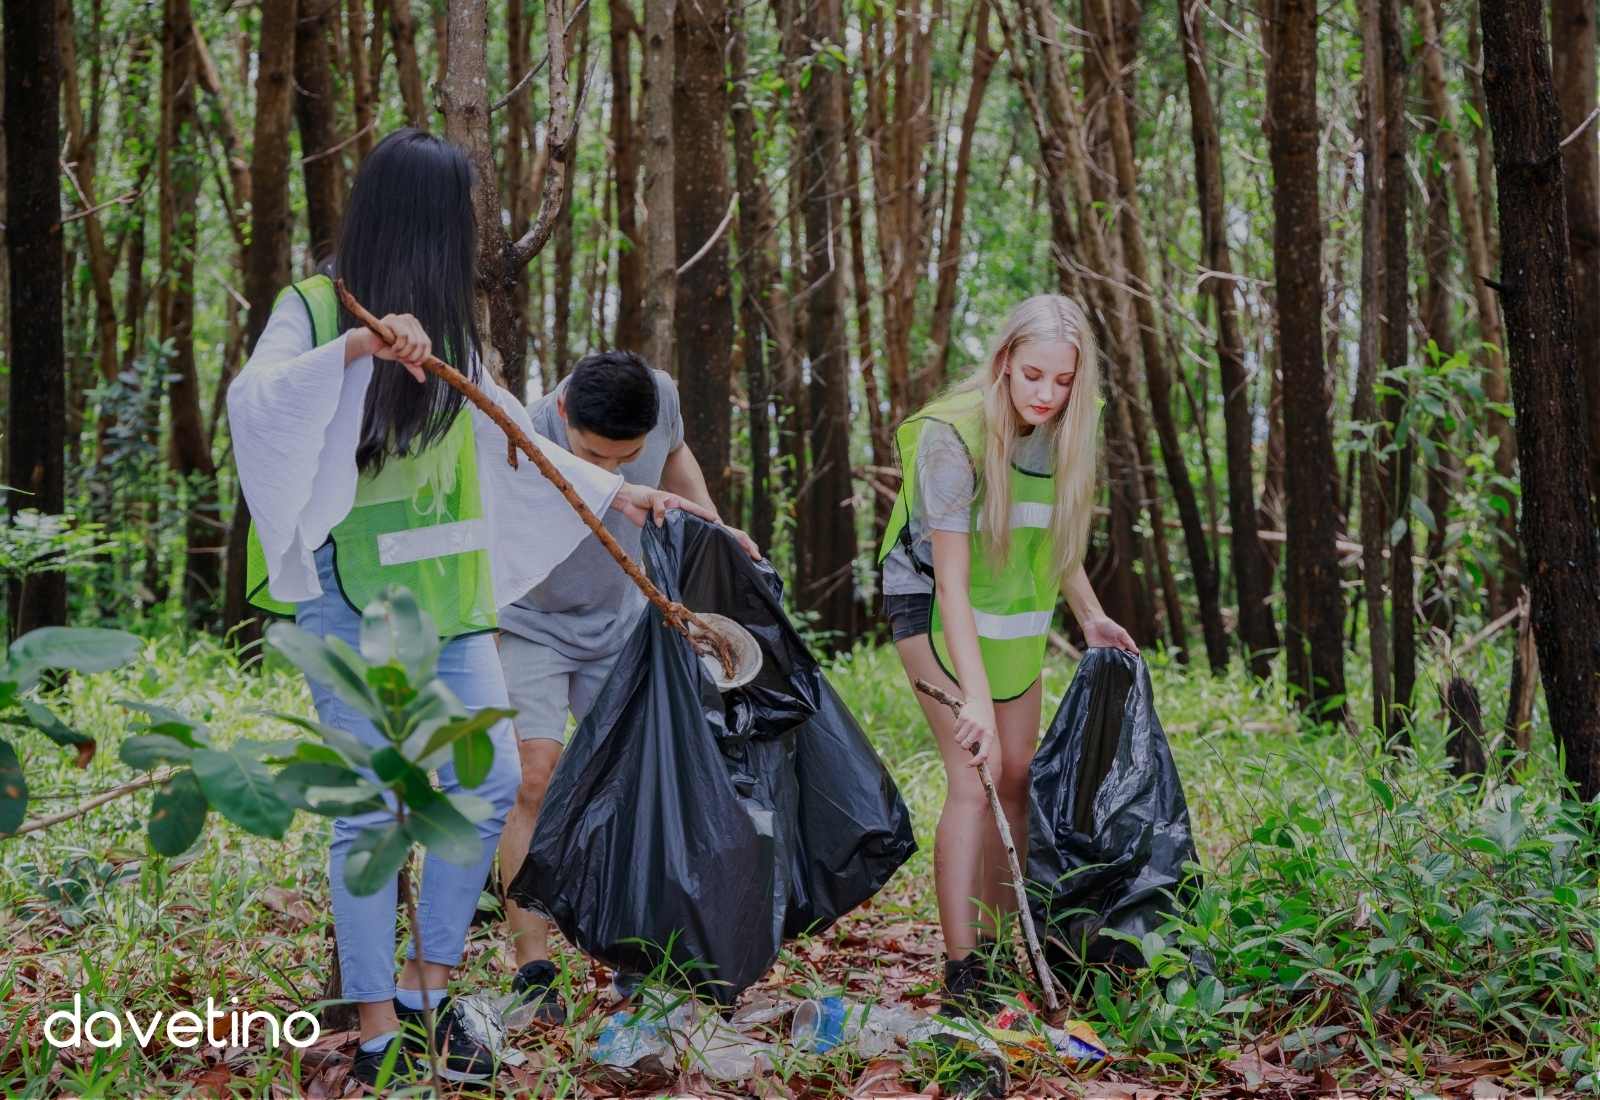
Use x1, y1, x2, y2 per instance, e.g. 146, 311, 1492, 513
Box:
228, 129, 708, 1085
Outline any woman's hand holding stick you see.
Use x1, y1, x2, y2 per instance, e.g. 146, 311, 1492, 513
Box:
334, 280, 737, 678
914, 677, 1060, 1014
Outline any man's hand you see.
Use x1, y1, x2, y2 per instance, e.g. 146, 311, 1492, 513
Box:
723, 526, 762, 561
1082, 614, 1139, 654
611, 483, 721, 528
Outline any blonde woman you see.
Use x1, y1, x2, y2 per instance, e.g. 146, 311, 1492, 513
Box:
878, 294, 1137, 1015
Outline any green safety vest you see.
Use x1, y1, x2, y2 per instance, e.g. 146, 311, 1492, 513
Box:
244, 275, 498, 638
878, 389, 1059, 701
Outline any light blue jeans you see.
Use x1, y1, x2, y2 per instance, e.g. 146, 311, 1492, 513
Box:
296, 544, 521, 1002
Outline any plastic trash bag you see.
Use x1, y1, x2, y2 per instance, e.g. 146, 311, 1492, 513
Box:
508, 512, 916, 1004
1027, 647, 1199, 977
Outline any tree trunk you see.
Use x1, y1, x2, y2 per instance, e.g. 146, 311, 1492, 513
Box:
927, 0, 996, 399
1091, 0, 1226, 674
729, 4, 776, 552
1178, 0, 1276, 678
1479, 0, 1600, 802
841, 40, 887, 539
295, 0, 342, 261
673, 0, 734, 511
502, 0, 533, 396
1420, 146, 1456, 636
641, 0, 676, 374
1380, 0, 1414, 728
1442, 676, 1487, 778
610, 0, 643, 352
388, 0, 426, 127
793, 0, 862, 643
1266, 0, 1346, 714
1551, 0, 1600, 504
4, 0, 68, 635
347, 0, 376, 160
1417, 0, 1518, 612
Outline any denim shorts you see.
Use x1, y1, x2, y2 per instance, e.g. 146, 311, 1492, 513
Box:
883, 592, 933, 642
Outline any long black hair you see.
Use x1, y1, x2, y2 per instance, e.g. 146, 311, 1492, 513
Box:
336, 129, 481, 474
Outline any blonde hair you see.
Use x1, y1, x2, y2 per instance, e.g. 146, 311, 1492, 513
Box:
948, 293, 1100, 585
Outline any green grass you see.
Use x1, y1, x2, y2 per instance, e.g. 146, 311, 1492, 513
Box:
3, 630, 1597, 1095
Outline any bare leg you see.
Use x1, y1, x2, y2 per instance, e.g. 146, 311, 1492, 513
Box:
895, 635, 995, 957
498, 738, 563, 968
980, 678, 1044, 923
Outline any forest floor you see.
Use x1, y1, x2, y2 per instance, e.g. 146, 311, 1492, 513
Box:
3, 631, 1597, 1097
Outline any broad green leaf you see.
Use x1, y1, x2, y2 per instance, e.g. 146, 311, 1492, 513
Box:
148, 770, 207, 856
452, 729, 496, 788
289, 741, 348, 768
4, 627, 141, 690
1410, 495, 1437, 534
447, 792, 493, 823
413, 708, 515, 772
120, 734, 195, 770
191, 747, 295, 838
343, 824, 411, 897
1366, 777, 1395, 812
304, 783, 391, 815
275, 762, 386, 815
0, 738, 27, 834
267, 711, 374, 768
117, 700, 211, 747
360, 587, 439, 683
402, 788, 482, 865
365, 664, 415, 708
12, 701, 96, 767
265, 623, 379, 716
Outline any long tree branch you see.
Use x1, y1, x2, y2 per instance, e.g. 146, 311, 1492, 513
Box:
509, 0, 575, 269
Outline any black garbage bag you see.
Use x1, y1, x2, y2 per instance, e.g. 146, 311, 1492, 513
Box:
1027, 647, 1199, 978
508, 511, 916, 1003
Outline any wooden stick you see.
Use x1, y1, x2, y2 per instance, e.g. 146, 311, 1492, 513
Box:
334, 280, 735, 677
913, 678, 1060, 1014
3, 768, 176, 837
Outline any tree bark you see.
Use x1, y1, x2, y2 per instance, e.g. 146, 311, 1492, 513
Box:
610, 0, 644, 352
1480, 0, 1600, 801
673, 0, 734, 511
1420, 141, 1456, 636
1418, 0, 1518, 611
641, 0, 676, 374
1380, 0, 1414, 728
1550, 0, 1600, 504
729, 1, 776, 551
793, 0, 862, 643
1266, 0, 1346, 714
1091, 0, 1226, 674
502, 0, 533, 396
841, 35, 887, 539
295, 0, 342, 261
4, 0, 68, 634
1178, 0, 1276, 678
388, 0, 427, 127
347, 0, 376, 160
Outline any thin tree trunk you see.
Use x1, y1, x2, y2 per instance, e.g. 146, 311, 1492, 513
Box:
295, 0, 342, 261
193, 27, 251, 247
1421, 150, 1456, 635
1092, 0, 1225, 674
641, 0, 676, 374
503, 0, 532, 396
1479, 0, 1600, 801
1178, 0, 1276, 677
1418, 0, 1518, 611
927, 0, 995, 400
5, 0, 68, 635
1551, 0, 1600, 504
388, 0, 426, 127
1381, 0, 1414, 727
347, 0, 376, 160
673, 0, 734, 511
1354, 0, 1392, 727
729, 3, 775, 551
793, 0, 861, 643
1267, 0, 1346, 714
610, 0, 643, 352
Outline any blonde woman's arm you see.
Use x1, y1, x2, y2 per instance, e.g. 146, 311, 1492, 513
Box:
1063, 565, 1139, 653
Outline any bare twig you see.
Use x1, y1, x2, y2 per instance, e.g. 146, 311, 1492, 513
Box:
334, 281, 736, 678
300, 120, 377, 166
3, 768, 176, 838
676, 191, 739, 276
912, 678, 1060, 1014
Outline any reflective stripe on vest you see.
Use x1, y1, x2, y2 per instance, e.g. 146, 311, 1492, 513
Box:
878, 388, 1061, 700
244, 274, 497, 637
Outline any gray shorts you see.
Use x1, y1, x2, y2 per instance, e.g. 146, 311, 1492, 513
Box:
498, 632, 619, 743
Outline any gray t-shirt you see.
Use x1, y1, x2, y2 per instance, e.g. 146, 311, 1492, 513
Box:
881, 421, 1055, 596
497, 370, 685, 658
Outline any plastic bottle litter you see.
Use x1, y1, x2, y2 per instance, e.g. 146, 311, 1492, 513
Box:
590, 998, 695, 1073
791, 996, 941, 1057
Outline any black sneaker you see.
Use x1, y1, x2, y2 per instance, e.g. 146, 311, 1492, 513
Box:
393, 997, 496, 1083
508, 959, 567, 1027
938, 954, 998, 1019
349, 1035, 416, 1089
